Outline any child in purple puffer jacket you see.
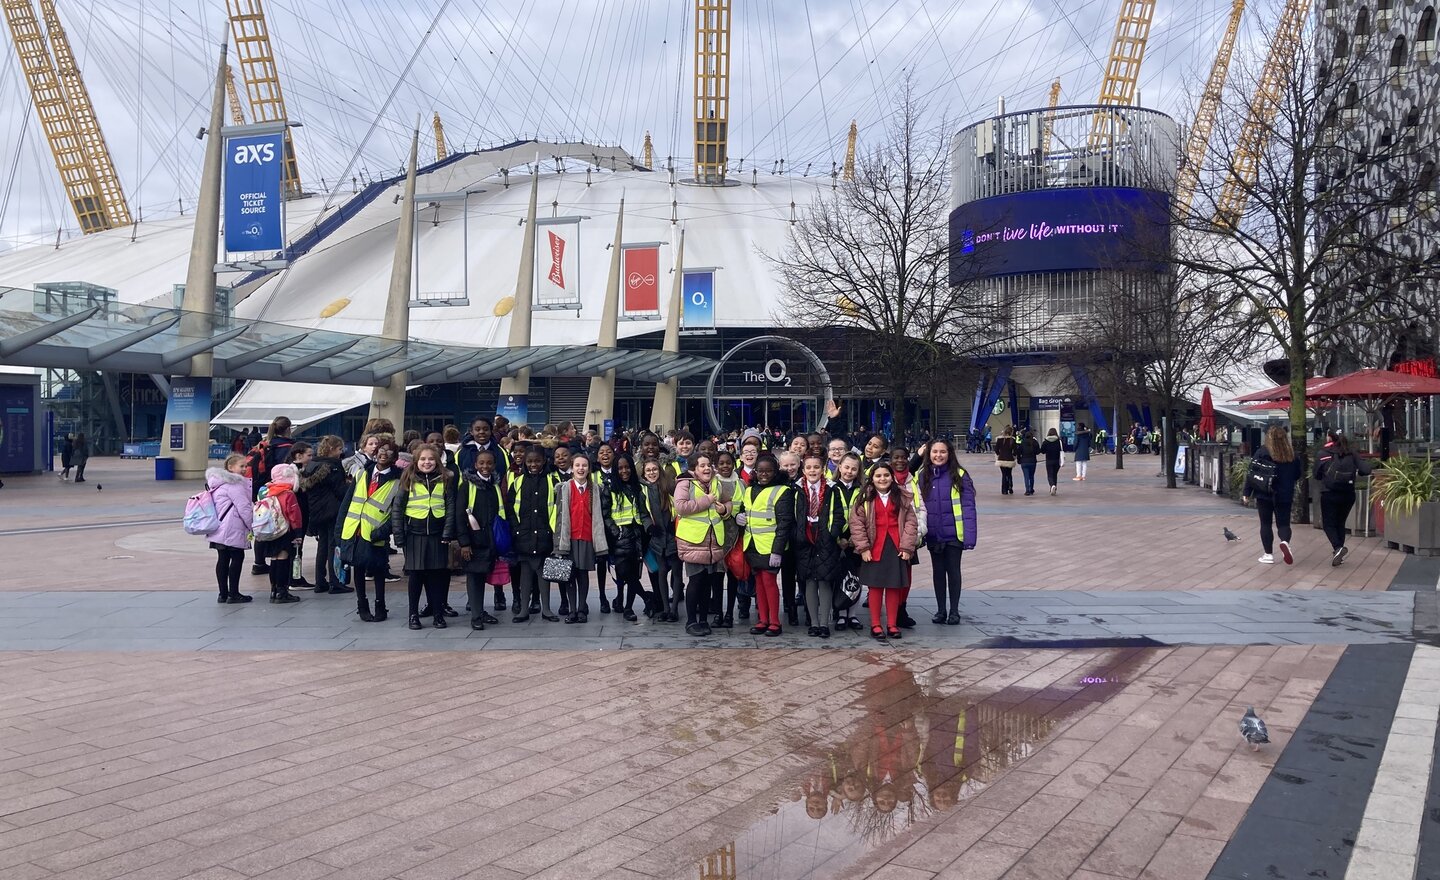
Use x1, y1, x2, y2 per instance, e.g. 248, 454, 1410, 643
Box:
206, 454, 255, 604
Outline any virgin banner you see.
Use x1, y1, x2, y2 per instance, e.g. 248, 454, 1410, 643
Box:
621, 245, 660, 315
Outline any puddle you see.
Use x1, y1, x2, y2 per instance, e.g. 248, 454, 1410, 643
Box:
686, 648, 1156, 879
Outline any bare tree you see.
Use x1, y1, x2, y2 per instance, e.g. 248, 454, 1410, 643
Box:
1177, 22, 1440, 461
764, 78, 1002, 432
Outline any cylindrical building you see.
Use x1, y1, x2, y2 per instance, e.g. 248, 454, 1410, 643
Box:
949, 104, 1180, 440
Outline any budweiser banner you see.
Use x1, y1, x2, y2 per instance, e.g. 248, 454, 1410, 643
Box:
621, 244, 661, 315
533, 217, 582, 309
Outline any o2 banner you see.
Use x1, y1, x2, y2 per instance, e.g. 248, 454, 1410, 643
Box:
621, 245, 660, 314
681, 269, 715, 330
496, 394, 528, 426
223, 132, 285, 253
534, 218, 582, 308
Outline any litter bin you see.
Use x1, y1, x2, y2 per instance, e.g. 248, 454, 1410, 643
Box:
155, 457, 176, 481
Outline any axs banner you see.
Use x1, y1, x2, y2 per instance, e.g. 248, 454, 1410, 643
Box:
223, 132, 286, 253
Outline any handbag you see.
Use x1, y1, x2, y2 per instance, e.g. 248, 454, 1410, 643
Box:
542, 554, 574, 583
995, 458, 1015, 469
492, 516, 514, 557
448, 541, 466, 572
738, 577, 756, 598
644, 547, 660, 574
724, 539, 752, 580
834, 571, 861, 609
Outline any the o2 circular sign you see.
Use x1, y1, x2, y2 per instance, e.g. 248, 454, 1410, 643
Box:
704, 335, 833, 434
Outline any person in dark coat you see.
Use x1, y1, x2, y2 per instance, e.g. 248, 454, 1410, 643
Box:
300, 436, 352, 593
1242, 425, 1303, 566
509, 446, 558, 621
640, 458, 682, 622
453, 449, 506, 629
1314, 430, 1371, 566
71, 433, 90, 483
604, 453, 653, 621
791, 454, 846, 639
1015, 429, 1041, 496
59, 434, 74, 480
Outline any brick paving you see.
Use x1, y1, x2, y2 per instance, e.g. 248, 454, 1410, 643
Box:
0, 645, 1339, 880
0, 453, 1423, 879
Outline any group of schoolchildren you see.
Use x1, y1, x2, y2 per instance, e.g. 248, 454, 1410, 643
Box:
201, 416, 980, 641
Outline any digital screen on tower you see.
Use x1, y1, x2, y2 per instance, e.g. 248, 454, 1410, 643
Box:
948, 187, 1171, 284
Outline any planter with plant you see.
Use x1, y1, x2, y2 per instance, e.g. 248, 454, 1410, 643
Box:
1228, 457, 1250, 503
1371, 456, 1440, 555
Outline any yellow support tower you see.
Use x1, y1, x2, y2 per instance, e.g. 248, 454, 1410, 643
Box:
692, 0, 730, 185
1088, 0, 1157, 148
1040, 81, 1061, 157
226, 64, 246, 124
1214, 0, 1313, 227
1176, 0, 1245, 211
642, 131, 653, 169
432, 111, 447, 162
40, 0, 129, 227
1, 0, 110, 232
227, 0, 302, 197
843, 120, 857, 180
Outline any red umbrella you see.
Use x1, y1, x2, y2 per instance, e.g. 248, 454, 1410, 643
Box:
1302, 368, 1440, 399
1199, 386, 1215, 441
1232, 376, 1336, 403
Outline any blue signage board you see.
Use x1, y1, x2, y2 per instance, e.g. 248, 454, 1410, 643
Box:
602, 418, 615, 440
681, 270, 715, 330
949, 187, 1171, 284
496, 394, 528, 427
0, 386, 34, 473
164, 377, 212, 423
224, 132, 285, 252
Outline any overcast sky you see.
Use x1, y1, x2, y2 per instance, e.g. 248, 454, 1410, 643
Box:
0, 0, 1262, 249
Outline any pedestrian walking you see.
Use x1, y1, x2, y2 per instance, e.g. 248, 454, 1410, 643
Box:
993, 426, 1017, 495
1242, 426, 1302, 565
1073, 424, 1092, 481
1040, 428, 1063, 496
1015, 429, 1040, 496
849, 462, 918, 641
1314, 431, 1371, 566
914, 439, 977, 625
71, 433, 89, 483
59, 434, 74, 480
206, 453, 254, 604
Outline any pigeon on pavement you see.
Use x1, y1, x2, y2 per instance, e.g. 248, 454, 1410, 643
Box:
1223, 527, 1240, 542
1240, 707, 1270, 751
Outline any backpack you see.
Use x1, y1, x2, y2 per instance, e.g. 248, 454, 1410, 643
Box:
250, 490, 290, 542
183, 489, 221, 536
1324, 453, 1360, 490
1246, 456, 1277, 496
244, 440, 271, 481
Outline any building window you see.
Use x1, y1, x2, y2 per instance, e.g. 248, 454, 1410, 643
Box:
1379, 0, 1394, 28
1419, 7, 1437, 60
1343, 83, 1361, 122
1419, 160, 1438, 210
1336, 31, 1351, 58
1326, 0, 1340, 22
1357, 5, 1371, 35
1389, 35, 1409, 80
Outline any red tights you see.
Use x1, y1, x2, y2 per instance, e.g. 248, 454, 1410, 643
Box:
868, 587, 902, 631
754, 570, 780, 628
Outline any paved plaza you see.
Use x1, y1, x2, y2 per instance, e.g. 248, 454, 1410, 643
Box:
2, 454, 1439, 879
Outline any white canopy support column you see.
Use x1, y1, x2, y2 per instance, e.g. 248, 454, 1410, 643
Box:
583, 197, 624, 434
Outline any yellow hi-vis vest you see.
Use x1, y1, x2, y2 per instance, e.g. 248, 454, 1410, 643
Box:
511, 473, 558, 532
466, 480, 507, 519
741, 484, 787, 554
610, 491, 640, 527
342, 478, 398, 544
909, 469, 966, 543
674, 479, 723, 545
405, 478, 446, 520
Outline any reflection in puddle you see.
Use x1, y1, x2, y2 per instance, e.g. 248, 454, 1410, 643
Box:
692, 649, 1155, 880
